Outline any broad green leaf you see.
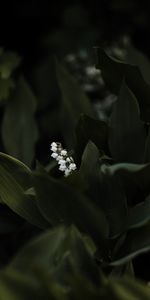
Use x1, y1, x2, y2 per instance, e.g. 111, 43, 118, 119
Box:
109, 277, 150, 300
10, 226, 67, 272
111, 222, 150, 265
0, 50, 21, 79
0, 269, 45, 300
0, 77, 14, 100
110, 261, 134, 278
71, 275, 150, 300
98, 171, 127, 238
79, 141, 100, 184
10, 226, 99, 284
127, 194, 150, 229
0, 50, 20, 101
0, 152, 31, 189
80, 142, 127, 238
101, 162, 150, 194
96, 47, 150, 122
76, 114, 109, 163
0, 49, 21, 79
125, 45, 150, 86
56, 61, 94, 147
2, 77, 38, 167
0, 153, 49, 228
77, 141, 104, 229
34, 172, 109, 242
109, 81, 146, 163
70, 276, 104, 300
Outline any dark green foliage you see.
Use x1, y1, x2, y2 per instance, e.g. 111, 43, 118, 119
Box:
0, 49, 21, 101
56, 61, 94, 147
109, 81, 146, 163
2, 77, 38, 167
34, 171, 109, 242
96, 47, 150, 122
76, 114, 109, 163
0, 152, 49, 228
0, 45, 150, 298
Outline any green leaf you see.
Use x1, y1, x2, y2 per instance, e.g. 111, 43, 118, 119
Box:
10, 226, 99, 284
0, 49, 21, 79
79, 142, 127, 238
109, 277, 150, 300
0, 152, 31, 189
111, 222, 150, 266
0, 152, 49, 228
109, 81, 146, 163
125, 45, 150, 86
96, 47, 150, 122
79, 141, 100, 183
0, 77, 14, 101
33, 172, 109, 243
101, 162, 150, 195
76, 114, 109, 163
10, 226, 67, 272
2, 77, 38, 167
98, 171, 127, 238
127, 194, 150, 229
0, 50, 20, 101
56, 61, 94, 147
0, 269, 45, 300
79, 141, 101, 206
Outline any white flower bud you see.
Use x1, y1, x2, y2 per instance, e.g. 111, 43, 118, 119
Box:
57, 155, 63, 160
64, 169, 71, 177
61, 150, 67, 156
58, 159, 66, 165
50, 141, 77, 177
51, 146, 57, 152
69, 163, 76, 171
51, 142, 57, 148
66, 157, 71, 162
59, 165, 66, 171
85, 66, 100, 77
51, 152, 58, 159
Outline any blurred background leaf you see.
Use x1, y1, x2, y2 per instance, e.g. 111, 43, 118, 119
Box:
2, 77, 38, 167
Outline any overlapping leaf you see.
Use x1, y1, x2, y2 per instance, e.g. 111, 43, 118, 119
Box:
2, 77, 38, 167
56, 61, 94, 146
96, 47, 150, 122
0, 153, 48, 228
33, 171, 109, 243
109, 81, 146, 163
111, 222, 150, 266
76, 114, 109, 163
79, 142, 127, 237
10, 225, 99, 284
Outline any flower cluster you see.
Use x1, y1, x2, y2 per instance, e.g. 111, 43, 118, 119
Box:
50, 142, 77, 177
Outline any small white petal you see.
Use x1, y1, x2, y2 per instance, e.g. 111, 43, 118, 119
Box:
58, 159, 66, 165
51, 142, 57, 147
56, 155, 63, 161
51, 146, 57, 152
59, 165, 66, 171
51, 153, 58, 159
66, 157, 71, 162
69, 163, 76, 170
61, 150, 67, 156
64, 169, 71, 177
86, 66, 101, 77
